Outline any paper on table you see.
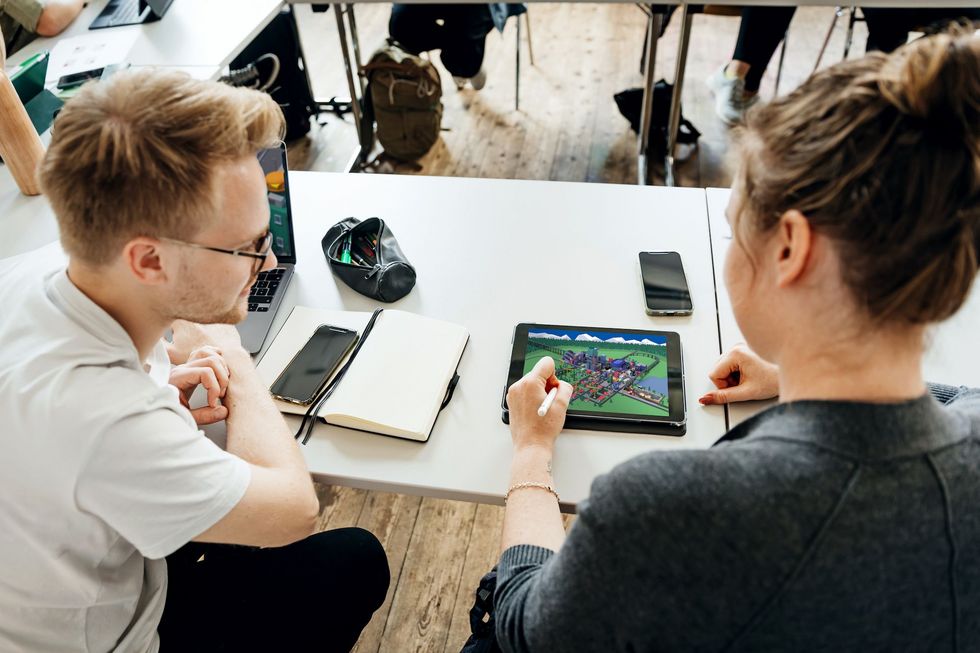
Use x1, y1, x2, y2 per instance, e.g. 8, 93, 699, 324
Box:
45, 31, 139, 86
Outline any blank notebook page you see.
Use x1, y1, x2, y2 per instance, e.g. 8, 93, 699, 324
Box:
320, 310, 468, 437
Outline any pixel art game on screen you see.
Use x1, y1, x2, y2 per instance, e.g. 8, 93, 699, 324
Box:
523, 328, 669, 417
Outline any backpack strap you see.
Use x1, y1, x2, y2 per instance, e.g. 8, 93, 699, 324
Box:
362, 61, 424, 75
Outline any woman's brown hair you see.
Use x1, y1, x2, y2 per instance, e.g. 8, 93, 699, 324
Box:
736, 25, 980, 325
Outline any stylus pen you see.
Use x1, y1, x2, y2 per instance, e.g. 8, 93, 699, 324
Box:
537, 387, 559, 417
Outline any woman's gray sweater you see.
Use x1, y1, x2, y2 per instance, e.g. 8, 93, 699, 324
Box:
495, 385, 980, 652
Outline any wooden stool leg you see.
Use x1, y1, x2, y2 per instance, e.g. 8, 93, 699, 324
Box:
0, 28, 45, 196
775, 31, 788, 97
0, 75, 45, 196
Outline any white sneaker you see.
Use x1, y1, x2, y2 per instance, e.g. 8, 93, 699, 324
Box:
452, 68, 488, 91
705, 65, 759, 126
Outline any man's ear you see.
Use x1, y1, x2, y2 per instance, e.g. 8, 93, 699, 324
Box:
122, 237, 170, 286
774, 209, 813, 289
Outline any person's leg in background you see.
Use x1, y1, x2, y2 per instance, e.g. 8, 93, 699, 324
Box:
706, 6, 796, 125
863, 8, 980, 53
389, 4, 444, 57
158, 528, 390, 652
438, 4, 495, 88
388, 4, 494, 90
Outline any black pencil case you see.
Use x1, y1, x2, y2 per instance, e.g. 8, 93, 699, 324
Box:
322, 217, 417, 303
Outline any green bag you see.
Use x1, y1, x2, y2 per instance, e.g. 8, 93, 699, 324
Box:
363, 40, 443, 162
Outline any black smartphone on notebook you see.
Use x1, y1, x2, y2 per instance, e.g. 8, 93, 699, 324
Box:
270, 325, 359, 405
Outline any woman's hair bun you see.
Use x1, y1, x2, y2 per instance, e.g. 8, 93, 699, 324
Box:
737, 24, 980, 326
877, 24, 979, 142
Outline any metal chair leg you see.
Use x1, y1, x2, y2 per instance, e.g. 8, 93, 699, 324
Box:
812, 6, 843, 75
637, 9, 663, 185
843, 6, 857, 59
524, 11, 535, 66
334, 4, 369, 166
664, 4, 692, 188
515, 17, 521, 111
774, 30, 787, 97
345, 3, 366, 96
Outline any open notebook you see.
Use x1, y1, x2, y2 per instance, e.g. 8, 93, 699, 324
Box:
257, 307, 469, 441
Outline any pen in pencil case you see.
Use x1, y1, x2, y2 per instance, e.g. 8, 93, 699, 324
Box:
349, 249, 369, 266
355, 239, 377, 261
340, 236, 352, 264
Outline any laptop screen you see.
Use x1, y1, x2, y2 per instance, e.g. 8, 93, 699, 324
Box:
145, 0, 175, 17
11, 52, 48, 104
257, 143, 297, 265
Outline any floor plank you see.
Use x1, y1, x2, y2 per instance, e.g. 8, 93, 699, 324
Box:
353, 491, 424, 653
379, 498, 478, 653
443, 504, 506, 652
315, 483, 368, 531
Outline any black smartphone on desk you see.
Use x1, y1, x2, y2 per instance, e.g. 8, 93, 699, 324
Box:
639, 251, 693, 316
56, 67, 105, 90
270, 325, 359, 405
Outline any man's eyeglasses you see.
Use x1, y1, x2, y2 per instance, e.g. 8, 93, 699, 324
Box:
161, 231, 274, 275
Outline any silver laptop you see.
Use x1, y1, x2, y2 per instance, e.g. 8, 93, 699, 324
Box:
237, 143, 297, 355
89, 0, 174, 29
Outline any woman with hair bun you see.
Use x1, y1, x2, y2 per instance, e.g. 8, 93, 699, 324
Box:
494, 27, 980, 653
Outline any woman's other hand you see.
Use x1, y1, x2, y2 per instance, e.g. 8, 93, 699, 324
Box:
699, 344, 779, 405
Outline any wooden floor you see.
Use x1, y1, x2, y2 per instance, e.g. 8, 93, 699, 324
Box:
287, 6, 870, 651
291, 4, 868, 185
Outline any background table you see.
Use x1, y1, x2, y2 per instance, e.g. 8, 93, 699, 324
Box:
5, 0, 282, 73
706, 187, 980, 426
1, 0, 283, 256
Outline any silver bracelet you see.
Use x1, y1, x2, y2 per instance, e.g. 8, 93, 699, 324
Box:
505, 481, 560, 504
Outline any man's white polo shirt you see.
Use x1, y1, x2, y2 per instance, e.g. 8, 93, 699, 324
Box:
0, 256, 250, 653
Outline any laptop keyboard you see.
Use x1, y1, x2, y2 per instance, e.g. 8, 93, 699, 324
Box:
247, 268, 285, 313
101, 0, 140, 25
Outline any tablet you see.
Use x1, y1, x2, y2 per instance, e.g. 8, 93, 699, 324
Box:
503, 323, 686, 433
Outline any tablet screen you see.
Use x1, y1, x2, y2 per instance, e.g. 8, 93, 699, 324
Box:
507, 323, 685, 425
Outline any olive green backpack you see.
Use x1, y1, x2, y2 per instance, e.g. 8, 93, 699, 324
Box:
363, 40, 443, 162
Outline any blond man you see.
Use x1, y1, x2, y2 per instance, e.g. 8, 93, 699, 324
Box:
0, 70, 388, 652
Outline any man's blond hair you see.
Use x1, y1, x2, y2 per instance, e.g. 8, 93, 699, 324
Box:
39, 69, 285, 265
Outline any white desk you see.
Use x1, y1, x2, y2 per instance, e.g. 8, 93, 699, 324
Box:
272, 173, 727, 507
706, 187, 980, 427
6, 0, 282, 73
